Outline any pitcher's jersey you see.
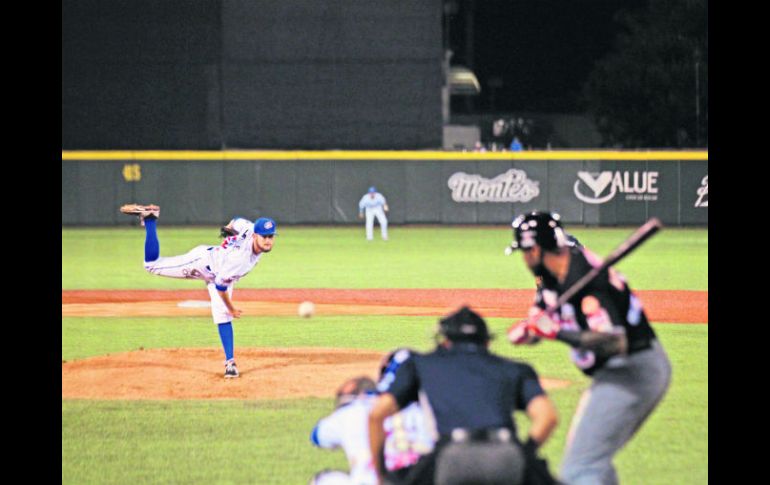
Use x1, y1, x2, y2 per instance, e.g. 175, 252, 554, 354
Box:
227, 217, 254, 239
208, 234, 262, 290
166, 237, 261, 290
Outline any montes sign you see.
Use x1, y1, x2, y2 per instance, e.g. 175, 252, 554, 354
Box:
447, 169, 540, 203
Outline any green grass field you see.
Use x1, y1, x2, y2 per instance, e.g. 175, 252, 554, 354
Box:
62, 226, 707, 290
62, 225, 708, 484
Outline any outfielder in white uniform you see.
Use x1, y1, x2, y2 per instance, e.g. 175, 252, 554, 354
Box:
358, 186, 389, 241
309, 349, 434, 485
119, 204, 276, 379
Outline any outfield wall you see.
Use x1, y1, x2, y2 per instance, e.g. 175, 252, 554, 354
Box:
61, 151, 708, 226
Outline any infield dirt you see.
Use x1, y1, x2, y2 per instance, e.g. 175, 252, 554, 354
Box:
61, 347, 573, 400
62, 288, 706, 400
62, 288, 707, 322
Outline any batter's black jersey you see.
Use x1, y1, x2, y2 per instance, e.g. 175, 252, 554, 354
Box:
538, 246, 657, 376
387, 343, 545, 437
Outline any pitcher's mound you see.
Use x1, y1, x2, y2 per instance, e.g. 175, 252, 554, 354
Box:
62, 347, 571, 400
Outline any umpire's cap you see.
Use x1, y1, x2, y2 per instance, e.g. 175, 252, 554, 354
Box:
254, 217, 277, 236
438, 306, 492, 344
509, 211, 569, 252
335, 376, 377, 408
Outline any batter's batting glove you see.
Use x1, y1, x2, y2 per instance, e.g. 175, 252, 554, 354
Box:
526, 310, 561, 339
507, 321, 541, 345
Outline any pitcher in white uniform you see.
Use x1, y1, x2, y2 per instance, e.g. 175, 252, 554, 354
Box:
358, 186, 389, 241
119, 204, 276, 379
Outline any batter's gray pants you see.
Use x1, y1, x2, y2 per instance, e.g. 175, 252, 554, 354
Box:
435, 441, 525, 485
559, 340, 672, 485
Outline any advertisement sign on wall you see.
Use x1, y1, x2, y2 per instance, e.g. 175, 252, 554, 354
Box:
447, 169, 540, 203
62, 153, 708, 226
573, 170, 660, 204
694, 175, 708, 208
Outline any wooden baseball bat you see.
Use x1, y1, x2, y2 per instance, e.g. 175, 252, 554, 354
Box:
544, 217, 663, 349
551, 217, 663, 312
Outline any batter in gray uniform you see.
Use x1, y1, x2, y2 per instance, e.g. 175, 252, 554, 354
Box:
506, 212, 671, 485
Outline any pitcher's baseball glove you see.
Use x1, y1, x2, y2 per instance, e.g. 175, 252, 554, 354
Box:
220, 224, 238, 237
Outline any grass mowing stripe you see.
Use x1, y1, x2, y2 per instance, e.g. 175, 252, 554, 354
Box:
61, 316, 699, 384
62, 226, 707, 290
62, 399, 348, 485
62, 323, 706, 485
62, 315, 442, 362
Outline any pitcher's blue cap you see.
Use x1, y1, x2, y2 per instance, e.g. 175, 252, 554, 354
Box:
254, 217, 277, 236
368, 186, 376, 193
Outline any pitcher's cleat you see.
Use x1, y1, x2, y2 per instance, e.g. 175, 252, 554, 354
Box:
120, 204, 160, 226
224, 359, 239, 379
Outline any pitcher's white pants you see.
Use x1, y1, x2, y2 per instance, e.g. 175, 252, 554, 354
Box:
143, 245, 234, 324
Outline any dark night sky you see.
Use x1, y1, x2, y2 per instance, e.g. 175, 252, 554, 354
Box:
448, 0, 648, 114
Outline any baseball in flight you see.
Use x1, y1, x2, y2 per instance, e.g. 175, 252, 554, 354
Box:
298, 301, 315, 318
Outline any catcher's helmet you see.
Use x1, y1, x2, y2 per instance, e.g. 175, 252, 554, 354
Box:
437, 306, 492, 344
510, 211, 569, 252
334, 376, 377, 408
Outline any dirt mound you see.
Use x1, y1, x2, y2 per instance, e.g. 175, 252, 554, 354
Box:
61, 347, 571, 400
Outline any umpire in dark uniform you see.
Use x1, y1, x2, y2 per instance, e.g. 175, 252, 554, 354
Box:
368, 306, 559, 485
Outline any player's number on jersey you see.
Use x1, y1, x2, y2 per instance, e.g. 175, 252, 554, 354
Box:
122, 164, 142, 182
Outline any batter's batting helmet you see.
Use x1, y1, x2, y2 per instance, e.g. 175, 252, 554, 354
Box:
437, 306, 492, 344
510, 211, 569, 252
334, 376, 377, 408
